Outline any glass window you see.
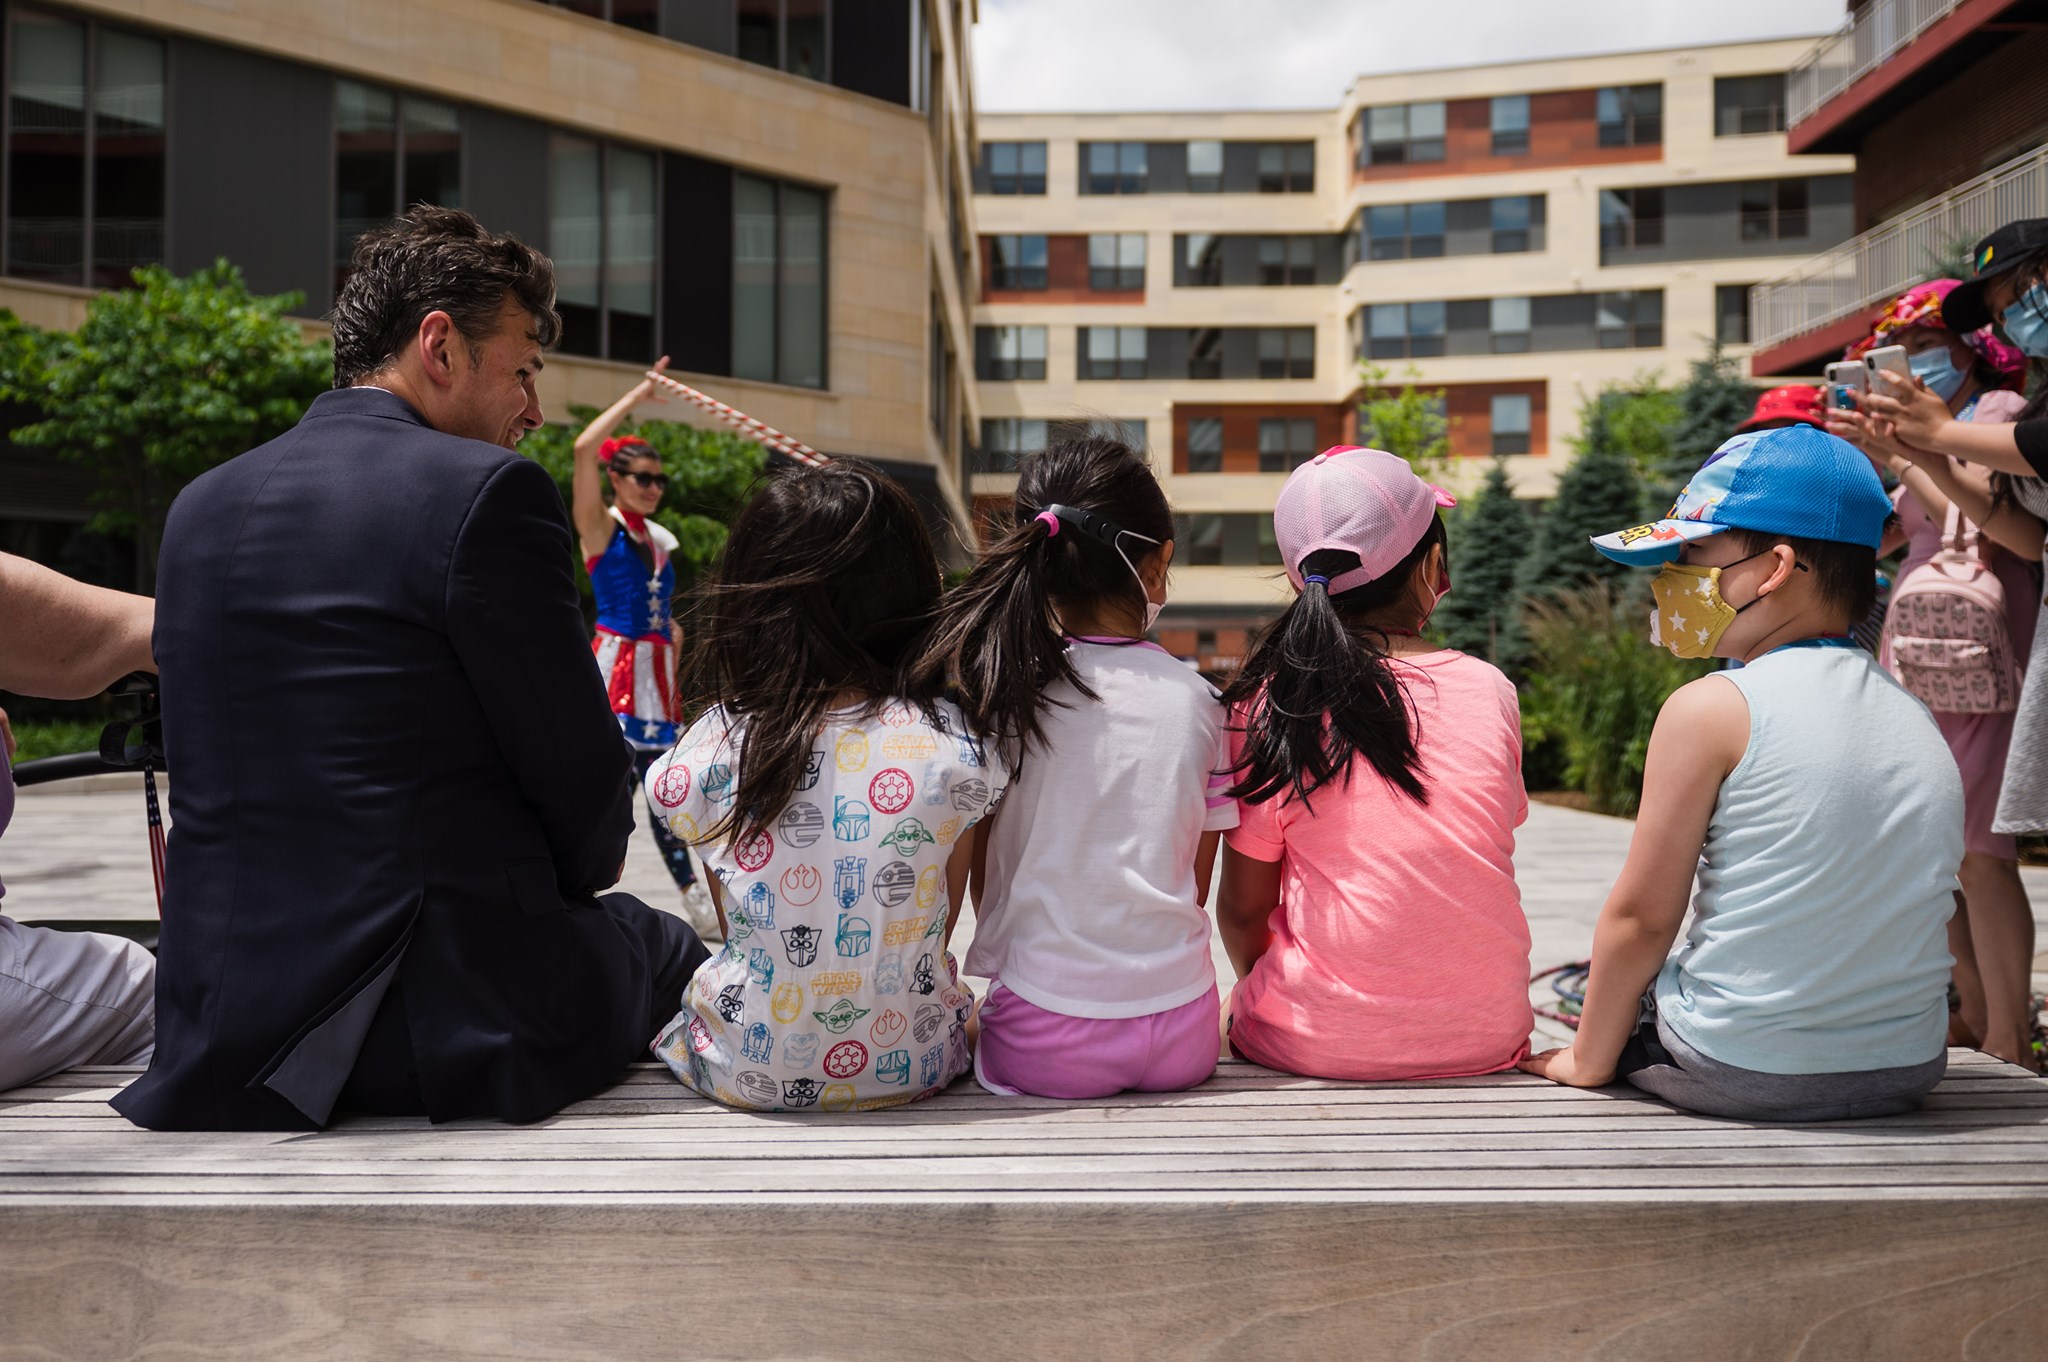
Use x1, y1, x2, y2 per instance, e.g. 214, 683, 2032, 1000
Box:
1255, 236, 1315, 285
1358, 102, 1445, 165
733, 172, 829, 386
1599, 187, 1663, 252
1257, 142, 1313, 192
983, 141, 1046, 195
550, 135, 603, 356
784, 0, 827, 80
1491, 393, 1532, 456
977, 325, 1046, 381
1079, 325, 1146, 380
1088, 233, 1144, 290
1597, 84, 1662, 147
7, 9, 88, 283
976, 418, 1046, 474
989, 234, 1047, 290
1491, 195, 1534, 253
1259, 327, 1314, 379
336, 82, 462, 291
1181, 233, 1222, 286
401, 97, 461, 212
1177, 514, 1225, 565
1407, 200, 1445, 257
1596, 290, 1662, 349
1491, 95, 1530, 155
1717, 283, 1754, 345
89, 26, 165, 289
1187, 327, 1223, 379
606, 146, 657, 362
1257, 417, 1318, 473
735, 0, 831, 81
1185, 416, 1223, 473
1491, 297, 1531, 353
1366, 205, 1408, 261
1740, 179, 1808, 241
1082, 141, 1147, 194
1714, 74, 1786, 137
1187, 139, 1223, 193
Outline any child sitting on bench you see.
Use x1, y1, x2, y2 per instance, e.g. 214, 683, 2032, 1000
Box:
1521, 426, 1965, 1121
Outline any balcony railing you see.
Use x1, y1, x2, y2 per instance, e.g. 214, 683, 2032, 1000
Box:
1786, 0, 1964, 128
1750, 141, 2048, 352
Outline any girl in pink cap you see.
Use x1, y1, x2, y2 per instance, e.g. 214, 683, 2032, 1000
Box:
1217, 446, 1534, 1080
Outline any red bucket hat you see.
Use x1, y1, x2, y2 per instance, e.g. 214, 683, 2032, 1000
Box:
1736, 385, 1825, 434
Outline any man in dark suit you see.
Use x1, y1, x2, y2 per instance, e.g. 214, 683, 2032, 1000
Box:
115, 207, 708, 1131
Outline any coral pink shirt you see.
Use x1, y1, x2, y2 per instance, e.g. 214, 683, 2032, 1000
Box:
1226, 650, 1533, 1080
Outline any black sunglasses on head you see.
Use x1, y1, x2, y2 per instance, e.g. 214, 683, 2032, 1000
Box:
621, 471, 668, 490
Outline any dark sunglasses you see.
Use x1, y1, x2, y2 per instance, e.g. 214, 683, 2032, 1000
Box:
620, 471, 668, 491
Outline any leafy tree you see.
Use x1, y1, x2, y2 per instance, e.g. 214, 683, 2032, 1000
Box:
1518, 395, 1645, 603
1356, 361, 1448, 472
1435, 459, 1532, 675
1584, 375, 1680, 478
0, 261, 331, 591
1655, 341, 1758, 508
519, 406, 768, 589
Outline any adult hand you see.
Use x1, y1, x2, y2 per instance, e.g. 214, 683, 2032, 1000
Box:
1863, 371, 1953, 449
1825, 407, 1904, 473
1518, 1045, 1613, 1089
633, 355, 673, 407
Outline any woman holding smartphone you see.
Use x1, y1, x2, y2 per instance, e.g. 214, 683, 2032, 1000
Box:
1830, 278, 2037, 1068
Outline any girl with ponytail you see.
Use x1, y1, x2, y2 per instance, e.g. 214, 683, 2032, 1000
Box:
1217, 447, 1533, 1082
914, 436, 1236, 1099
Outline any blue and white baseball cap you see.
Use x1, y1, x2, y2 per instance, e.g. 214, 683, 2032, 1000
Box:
1591, 425, 1891, 566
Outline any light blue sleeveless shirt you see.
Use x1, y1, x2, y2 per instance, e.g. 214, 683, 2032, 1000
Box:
1654, 643, 1962, 1074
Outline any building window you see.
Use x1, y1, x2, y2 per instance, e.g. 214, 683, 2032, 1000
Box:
1716, 283, 1754, 344
1187, 139, 1223, 193
541, 0, 659, 32
1188, 328, 1223, 380
1597, 84, 1662, 146
1258, 236, 1316, 286
1491, 95, 1530, 155
1181, 233, 1223, 287
1490, 297, 1531, 354
1259, 328, 1315, 379
1740, 179, 1809, 241
1258, 417, 1318, 472
550, 137, 660, 362
1364, 202, 1445, 261
1174, 514, 1282, 567
1596, 290, 1663, 349
5, 10, 167, 288
1357, 102, 1446, 166
976, 325, 1046, 380
737, 0, 830, 81
988, 234, 1047, 290
1079, 325, 1146, 380
1257, 142, 1314, 193
1599, 187, 1664, 252
977, 417, 1046, 474
1365, 302, 1445, 360
730, 171, 825, 386
1088, 233, 1145, 290
1082, 141, 1147, 195
1491, 196, 1537, 253
1185, 416, 1223, 472
1714, 74, 1786, 136
982, 141, 1046, 195
1491, 394, 1532, 455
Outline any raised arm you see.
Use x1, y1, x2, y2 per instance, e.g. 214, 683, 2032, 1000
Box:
0, 552, 155, 699
571, 357, 670, 561
1863, 374, 2038, 477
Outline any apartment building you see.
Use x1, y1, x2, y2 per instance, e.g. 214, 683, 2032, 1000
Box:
0, 0, 985, 569
971, 40, 1855, 663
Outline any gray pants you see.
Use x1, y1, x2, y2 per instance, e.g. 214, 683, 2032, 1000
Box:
1620, 993, 1947, 1122
0, 916, 154, 1092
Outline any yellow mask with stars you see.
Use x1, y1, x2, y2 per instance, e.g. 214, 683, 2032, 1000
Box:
1648, 562, 1741, 659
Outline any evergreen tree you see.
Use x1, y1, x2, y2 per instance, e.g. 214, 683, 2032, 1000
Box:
1518, 397, 1644, 603
1435, 459, 1532, 675
1656, 341, 1758, 508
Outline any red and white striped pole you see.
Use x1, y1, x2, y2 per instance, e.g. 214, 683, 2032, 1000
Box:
642, 370, 829, 468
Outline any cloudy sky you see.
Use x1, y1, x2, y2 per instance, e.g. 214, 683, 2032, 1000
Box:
973, 0, 1850, 111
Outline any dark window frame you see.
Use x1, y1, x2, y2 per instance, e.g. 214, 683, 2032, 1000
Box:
1356, 101, 1447, 167
729, 169, 826, 387
982, 140, 1047, 195
1490, 94, 1530, 155
1714, 73, 1787, 137
1598, 186, 1664, 251
1259, 326, 1315, 379
1180, 232, 1223, 287
553, 135, 665, 363
734, 0, 833, 82
1087, 232, 1145, 291
1256, 416, 1318, 472
1716, 283, 1754, 344
1363, 301, 1446, 360
1256, 234, 1316, 286
978, 324, 1047, 381
1256, 141, 1315, 193
1490, 392, 1532, 455
1187, 138, 1223, 193
988, 233, 1048, 290
1185, 415, 1223, 472
976, 416, 1047, 473
1596, 289, 1663, 350
1078, 324, 1146, 380
1597, 83, 1662, 147
1081, 140, 1147, 195
1740, 178, 1809, 242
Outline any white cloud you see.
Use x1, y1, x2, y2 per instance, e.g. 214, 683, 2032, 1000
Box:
971, 0, 1848, 111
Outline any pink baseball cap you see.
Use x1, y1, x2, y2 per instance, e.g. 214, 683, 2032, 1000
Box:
1274, 446, 1456, 596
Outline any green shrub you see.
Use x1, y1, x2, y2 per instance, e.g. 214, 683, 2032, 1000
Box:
5, 719, 108, 764
1520, 581, 1709, 816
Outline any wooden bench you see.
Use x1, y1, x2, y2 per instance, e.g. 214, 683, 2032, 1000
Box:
5, 1051, 2047, 1361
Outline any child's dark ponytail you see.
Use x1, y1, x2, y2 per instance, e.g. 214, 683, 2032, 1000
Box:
1223, 523, 1445, 809
913, 436, 1172, 756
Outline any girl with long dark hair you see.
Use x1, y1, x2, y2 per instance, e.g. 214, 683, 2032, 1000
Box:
914, 436, 1235, 1100
1216, 447, 1533, 1081
643, 462, 1010, 1112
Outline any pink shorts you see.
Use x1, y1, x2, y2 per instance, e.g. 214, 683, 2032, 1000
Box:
974, 982, 1220, 1099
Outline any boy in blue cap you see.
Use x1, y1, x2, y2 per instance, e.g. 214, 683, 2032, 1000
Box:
1521, 426, 1966, 1119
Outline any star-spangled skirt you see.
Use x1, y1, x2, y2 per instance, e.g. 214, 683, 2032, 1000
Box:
593, 626, 679, 749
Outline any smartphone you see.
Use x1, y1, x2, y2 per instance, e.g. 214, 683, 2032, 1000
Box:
1824, 360, 1870, 410
1865, 345, 1911, 388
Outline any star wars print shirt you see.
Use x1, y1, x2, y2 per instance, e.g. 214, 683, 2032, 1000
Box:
646, 698, 1011, 1111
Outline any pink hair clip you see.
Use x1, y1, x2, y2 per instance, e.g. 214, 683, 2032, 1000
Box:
1035, 510, 1060, 536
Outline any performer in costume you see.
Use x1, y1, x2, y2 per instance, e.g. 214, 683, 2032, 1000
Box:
573, 360, 698, 896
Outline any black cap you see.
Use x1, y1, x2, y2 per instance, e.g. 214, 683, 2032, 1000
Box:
1945, 218, 2048, 331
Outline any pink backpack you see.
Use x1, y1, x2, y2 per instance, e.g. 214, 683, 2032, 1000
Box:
1884, 503, 2021, 713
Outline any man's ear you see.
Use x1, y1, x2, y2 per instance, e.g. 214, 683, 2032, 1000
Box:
417, 311, 459, 389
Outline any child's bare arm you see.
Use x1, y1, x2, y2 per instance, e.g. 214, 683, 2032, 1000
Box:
1217, 844, 1281, 980
1193, 830, 1221, 907
1521, 675, 1746, 1087
946, 812, 996, 948
704, 872, 729, 943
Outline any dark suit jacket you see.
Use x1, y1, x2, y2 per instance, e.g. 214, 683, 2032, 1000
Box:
115, 387, 668, 1130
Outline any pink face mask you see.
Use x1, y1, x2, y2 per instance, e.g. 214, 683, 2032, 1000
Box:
1419, 563, 1451, 628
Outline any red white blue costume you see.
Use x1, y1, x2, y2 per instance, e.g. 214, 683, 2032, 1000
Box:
589, 506, 681, 749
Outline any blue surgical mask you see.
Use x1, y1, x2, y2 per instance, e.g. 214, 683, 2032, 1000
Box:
2003, 284, 2048, 359
1909, 345, 1966, 401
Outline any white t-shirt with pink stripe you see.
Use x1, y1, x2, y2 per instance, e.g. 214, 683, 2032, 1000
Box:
967, 638, 1238, 1019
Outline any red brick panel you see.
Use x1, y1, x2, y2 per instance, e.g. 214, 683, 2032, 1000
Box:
981, 234, 1145, 304
1351, 89, 1660, 184
1351, 381, 1549, 458
1172, 402, 1349, 474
